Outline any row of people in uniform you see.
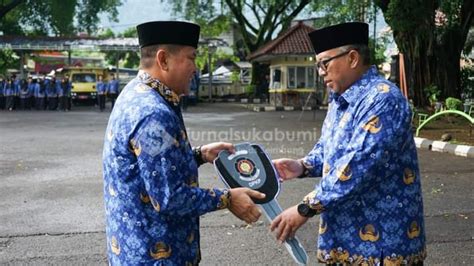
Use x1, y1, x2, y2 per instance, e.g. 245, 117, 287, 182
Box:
0, 74, 120, 111
0, 75, 72, 111
96, 74, 120, 111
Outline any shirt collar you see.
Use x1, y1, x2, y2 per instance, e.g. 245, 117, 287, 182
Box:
338, 66, 379, 106
137, 70, 180, 106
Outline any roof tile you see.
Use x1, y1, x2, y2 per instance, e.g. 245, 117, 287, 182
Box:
248, 22, 316, 61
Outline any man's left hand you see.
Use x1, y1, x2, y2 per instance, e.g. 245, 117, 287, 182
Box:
270, 205, 308, 243
201, 142, 235, 163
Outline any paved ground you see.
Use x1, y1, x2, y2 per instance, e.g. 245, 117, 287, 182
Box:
0, 103, 473, 265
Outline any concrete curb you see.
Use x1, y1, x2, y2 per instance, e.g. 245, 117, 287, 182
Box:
251, 105, 321, 112
414, 137, 474, 158
210, 98, 237, 103
248, 105, 327, 112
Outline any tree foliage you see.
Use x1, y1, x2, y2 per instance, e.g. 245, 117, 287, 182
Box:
165, 0, 311, 84
100, 27, 140, 69
0, 0, 122, 76
167, 0, 312, 53
0, 0, 23, 34
0, 48, 19, 75
311, 0, 377, 26
0, 0, 121, 36
376, 0, 473, 106
221, 0, 311, 54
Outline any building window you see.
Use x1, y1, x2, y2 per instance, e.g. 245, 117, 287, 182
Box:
272, 68, 281, 89
288, 67, 296, 88
297, 67, 306, 88
307, 67, 315, 88
288, 66, 315, 89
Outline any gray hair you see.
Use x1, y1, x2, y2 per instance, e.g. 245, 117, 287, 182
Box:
339, 44, 370, 66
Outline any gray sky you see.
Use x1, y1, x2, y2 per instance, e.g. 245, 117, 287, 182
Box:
99, 1, 396, 56
99, 0, 172, 33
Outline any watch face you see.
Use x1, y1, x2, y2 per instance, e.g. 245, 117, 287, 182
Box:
298, 203, 315, 217
297, 203, 310, 216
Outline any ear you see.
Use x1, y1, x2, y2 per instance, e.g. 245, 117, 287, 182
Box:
156, 49, 169, 71
348, 50, 359, 69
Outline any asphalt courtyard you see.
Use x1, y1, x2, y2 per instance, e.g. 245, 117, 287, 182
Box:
0, 103, 473, 265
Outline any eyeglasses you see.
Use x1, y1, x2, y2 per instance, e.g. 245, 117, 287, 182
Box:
315, 50, 351, 72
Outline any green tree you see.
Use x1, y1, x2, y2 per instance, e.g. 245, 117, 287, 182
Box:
0, 0, 122, 75
0, 0, 121, 36
375, 0, 473, 106
100, 27, 140, 69
165, 0, 311, 84
311, 0, 376, 26
0, 48, 19, 75
0, 2, 23, 35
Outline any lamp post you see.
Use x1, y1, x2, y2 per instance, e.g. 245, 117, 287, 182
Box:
207, 43, 217, 102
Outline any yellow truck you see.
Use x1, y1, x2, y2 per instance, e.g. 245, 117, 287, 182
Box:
58, 67, 109, 103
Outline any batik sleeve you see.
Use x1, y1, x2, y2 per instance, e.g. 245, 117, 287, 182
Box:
301, 140, 324, 178
304, 94, 412, 214
131, 113, 230, 218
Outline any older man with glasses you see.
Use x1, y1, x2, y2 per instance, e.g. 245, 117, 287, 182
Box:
271, 22, 426, 265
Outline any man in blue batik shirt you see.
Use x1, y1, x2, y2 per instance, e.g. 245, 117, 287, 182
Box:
271, 22, 426, 265
46, 76, 58, 111
102, 21, 264, 265
96, 75, 107, 111
107, 74, 120, 109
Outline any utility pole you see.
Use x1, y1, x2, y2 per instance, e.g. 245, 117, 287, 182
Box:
207, 43, 216, 102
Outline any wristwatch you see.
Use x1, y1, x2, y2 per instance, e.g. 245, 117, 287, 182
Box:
297, 202, 317, 218
296, 159, 310, 178
192, 146, 206, 166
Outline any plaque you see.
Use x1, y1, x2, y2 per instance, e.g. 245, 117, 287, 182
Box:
214, 142, 308, 265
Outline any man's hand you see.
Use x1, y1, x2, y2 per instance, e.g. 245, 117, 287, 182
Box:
270, 205, 308, 243
273, 158, 304, 181
201, 142, 235, 163
228, 188, 265, 224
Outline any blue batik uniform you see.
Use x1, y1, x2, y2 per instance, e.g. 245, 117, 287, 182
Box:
55, 80, 63, 96
107, 79, 120, 94
103, 71, 230, 265
0, 81, 4, 110
46, 79, 58, 98
19, 83, 30, 99
96, 80, 107, 111
96, 81, 107, 94
13, 79, 20, 96
4, 82, 16, 96
34, 82, 45, 98
301, 66, 426, 265
28, 82, 36, 96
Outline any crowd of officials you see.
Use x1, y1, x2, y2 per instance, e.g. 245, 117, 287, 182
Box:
0, 74, 120, 112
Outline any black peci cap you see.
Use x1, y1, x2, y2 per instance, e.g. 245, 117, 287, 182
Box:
308, 22, 369, 54
136, 21, 200, 48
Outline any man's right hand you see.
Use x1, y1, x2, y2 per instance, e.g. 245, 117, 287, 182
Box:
228, 188, 265, 224
273, 158, 304, 181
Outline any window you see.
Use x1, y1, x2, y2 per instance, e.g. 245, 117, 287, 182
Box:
296, 67, 306, 88
307, 67, 315, 88
287, 66, 315, 89
273, 68, 281, 82
72, 73, 96, 83
272, 68, 282, 89
288, 67, 296, 88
